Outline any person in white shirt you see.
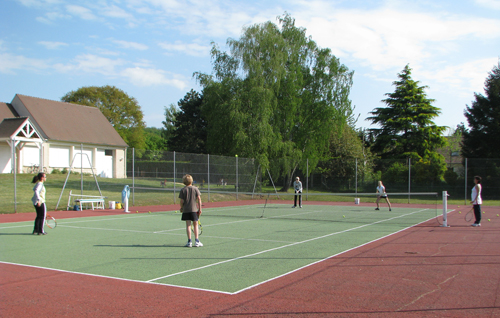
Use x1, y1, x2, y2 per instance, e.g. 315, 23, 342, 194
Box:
31, 173, 47, 235
292, 177, 303, 208
470, 176, 482, 227
375, 180, 392, 211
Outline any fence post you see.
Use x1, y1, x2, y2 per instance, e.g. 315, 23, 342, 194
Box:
132, 148, 135, 206
464, 158, 468, 205
173, 151, 176, 204
408, 157, 411, 203
236, 155, 239, 200
306, 159, 309, 201
355, 158, 358, 196
207, 154, 210, 202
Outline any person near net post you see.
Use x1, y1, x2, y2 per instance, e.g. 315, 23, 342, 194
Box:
179, 174, 203, 247
31, 172, 47, 235
375, 180, 392, 211
292, 177, 303, 208
470, 175, 482, 227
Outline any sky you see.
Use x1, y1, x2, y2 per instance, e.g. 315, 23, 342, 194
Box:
1, 0, 499, 134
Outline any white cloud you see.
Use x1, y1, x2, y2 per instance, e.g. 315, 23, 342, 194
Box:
158, 41, 211, 57
0, 53, 48, 74
16, 0, 63, 8
475, 0, 500, 10
112, 40, 149, 51
121, 67, 188, 89
53, 54, 124, 75
66, 4, 96, 20
101, 4, 134, 19
38, 41, 68, 49
301, 6, 500, 71
418, 58, 499, 98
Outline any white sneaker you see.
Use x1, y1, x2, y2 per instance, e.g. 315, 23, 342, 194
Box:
471, 223, 481, 227
195, 241, 203, 247
300, 205, 302, 208
185, 241, 192, 247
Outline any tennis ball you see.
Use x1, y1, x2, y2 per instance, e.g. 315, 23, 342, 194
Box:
459, 211, 461, 214
497, 214, 499, 217
483, 211, 485, 214
235, 154, 238, 157
149, 211, 151, 214
343, 215, 345, 218
488, 219, 490, 221
136, 211, 138, 213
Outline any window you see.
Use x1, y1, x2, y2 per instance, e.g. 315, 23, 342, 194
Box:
105, 149, 113, 156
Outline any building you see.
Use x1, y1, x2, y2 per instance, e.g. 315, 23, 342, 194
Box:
0, 94, 128, 178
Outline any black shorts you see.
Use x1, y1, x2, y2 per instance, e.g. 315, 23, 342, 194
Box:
379, 195, 387, 198
181, 212, 199, 221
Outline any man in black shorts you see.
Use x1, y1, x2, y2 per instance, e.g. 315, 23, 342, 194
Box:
179, 174, 203, 247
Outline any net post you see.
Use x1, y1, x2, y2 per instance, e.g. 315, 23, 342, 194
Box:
441, 190, 450, 227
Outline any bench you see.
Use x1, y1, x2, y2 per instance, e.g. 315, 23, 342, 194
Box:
66, 190, 106, 211
75, 198, 105, 210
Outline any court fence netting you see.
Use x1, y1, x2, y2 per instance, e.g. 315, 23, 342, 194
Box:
1, 148, 499, 213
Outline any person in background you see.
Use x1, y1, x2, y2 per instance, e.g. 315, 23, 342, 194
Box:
375, 180, 392, 211
179, 174, 203, 247
292, 177, 303, 208
31, 172, 47, 235
470, 176, 482, 227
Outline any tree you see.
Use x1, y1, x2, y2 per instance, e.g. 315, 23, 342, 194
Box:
367, 64, 448, 183
162, 104, 179, 144
462, 62, 500, 158
196, 13, 354, 190
317, 125, 375, 191
144, 127, 168, 151
368, 65, 447, 159
62, 85, 146, 149
167, 90, 207, 153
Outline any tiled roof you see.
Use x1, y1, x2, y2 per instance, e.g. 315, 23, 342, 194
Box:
11, 94, 128, 147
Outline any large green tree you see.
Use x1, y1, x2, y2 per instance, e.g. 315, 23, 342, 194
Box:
367, 64, 447, 183
462, 62, 500, 158
167, 89, 207, 154
62, 85, 146, 149
368, 65, 447, 159
196, 13, 354, 189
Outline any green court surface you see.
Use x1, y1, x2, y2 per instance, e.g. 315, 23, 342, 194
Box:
0, 204, 442, 294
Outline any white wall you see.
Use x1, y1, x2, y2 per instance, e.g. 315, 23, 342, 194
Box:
22, 146, 40, 167
73, 148, 93, 168
0, 144, 12, 173
96, 149, 113, 178
49, 146, 70, 167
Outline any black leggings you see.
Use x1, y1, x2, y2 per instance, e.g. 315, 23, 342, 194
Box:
473, 204, 481, 224
33, 203, 46, 234
294, 191, 302, 206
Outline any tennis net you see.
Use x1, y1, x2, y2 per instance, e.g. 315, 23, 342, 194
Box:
200, 192, 442, 224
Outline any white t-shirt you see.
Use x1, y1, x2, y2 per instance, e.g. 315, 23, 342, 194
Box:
376, 185, 386, 196
471, 185, 482, 205
293, 180, 303, 193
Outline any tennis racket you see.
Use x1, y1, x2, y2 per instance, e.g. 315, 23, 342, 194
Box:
191, 219, 203, 235
45, 214, 57, 229
465, 208, 474, 223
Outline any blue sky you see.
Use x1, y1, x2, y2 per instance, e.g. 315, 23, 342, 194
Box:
1, 0, 499, 133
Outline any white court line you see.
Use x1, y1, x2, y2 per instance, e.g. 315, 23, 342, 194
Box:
0, 261, 232, 295
58, 224, 291, 243
148, 208, 430, 283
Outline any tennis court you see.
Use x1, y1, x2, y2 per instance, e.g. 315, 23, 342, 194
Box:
0, 201, 442, 294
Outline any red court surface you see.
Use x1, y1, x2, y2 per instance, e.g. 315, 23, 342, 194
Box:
1, 201, 499, 317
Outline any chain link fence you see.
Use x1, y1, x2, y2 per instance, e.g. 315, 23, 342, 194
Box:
1, 151, 498, 213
